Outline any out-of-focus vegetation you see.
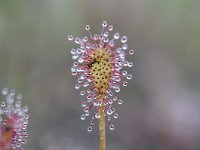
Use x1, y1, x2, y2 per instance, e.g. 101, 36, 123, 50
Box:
0, 0, 200, 150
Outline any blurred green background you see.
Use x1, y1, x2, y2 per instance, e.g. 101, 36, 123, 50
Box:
0, 0, 200, 150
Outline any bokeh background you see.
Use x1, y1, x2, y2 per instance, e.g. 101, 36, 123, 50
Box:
0, 0, 200, 150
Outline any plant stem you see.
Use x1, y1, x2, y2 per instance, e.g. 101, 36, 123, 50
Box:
99, 106, 106, 150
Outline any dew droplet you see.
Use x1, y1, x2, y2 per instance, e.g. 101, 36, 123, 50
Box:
118, 99, 123, 105
84, 107, 89, 112
108, 25, 113, 31
80, 90, 85, 95
122, 81, 128, 86
80, 114, 86, 120
122, 44, 128, 50
87, 126, 93, 132
114, 113, 118, 119
68, 35, 73, 41
109, 124, 114, 130
121, 36, 128, 43
1, 101, 5, 107
10, 90, 15, 96
75, 84, 81, 90
2, 88, 8, 95
103, 31, 109, 37
90, 120, 94, 125
114, 32, 120, 39
102, 21, 107, 27
128, 62, 133, 67
95, 112, 100, 119
127, 74, 132, 80
115, 87, 120, 93
85, 25, 90, 30
129, 49, 135, 55
82, 101, 87, 107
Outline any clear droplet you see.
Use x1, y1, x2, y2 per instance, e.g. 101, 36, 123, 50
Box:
10, 90, 15, 96
127, 74, 132, 80
90, 120, 94, 125
129, 49, 135, 55
95, 112, 100, 119
68, 35, 73, 41
85, 25, 90, 30
122, 81, 128, 86
80, 90, 85, 95
118, 99, 123, 105
75, 84, 81, 90
81, 114, 86, 120
2, 88, 8, 95
84, 107, 89, 112
109, 124, 114, 130
102, 21, 107, 27
122, 44, 128, 50
82, 101, 87, 107
103, 31, 109, 37
128, 62, 133, 67
1, 101, 5, 107
87, 126, 93, 132
108, 25, 113, 31
114, 32, 120, 39
121, 36, 128, 43
114, 113, 118, 119
115, 87, 120, 93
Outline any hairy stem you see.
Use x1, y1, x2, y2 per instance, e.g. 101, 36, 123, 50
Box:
99, 106, 106, 150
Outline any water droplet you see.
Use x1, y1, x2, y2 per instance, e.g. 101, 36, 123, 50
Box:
107, 109, 113, 115
2, 88, 8, 95
113, 96, 117, 101
95, 112, 100, 118
71, 48, 76, 55
122, 71, 127, 76
84, 107, 89, 112
118, 99, 123, 105
75, 84, 81, 89
122, 44, 128, 50
75, 37, 80, 44
127, 74, 132, 80
114, 32, 120, 39
90, 120, 94, 125
80, 90, 85, 95
85, 25, 90, 30
129, 49, 135, 55
122, 81, 128, 86
83, 36, 88, 42
81, 114, 86, 120
10, 90, 15, 96
103, 31, 109, 37
114, 113, 118, 119
108, 25, 113, 31
115, 87, 120, 93
109, 124, 114, 130
102, 21, 107, 27
85, 111, 90, 116
87, 126, 93, 132
128, 62, 133, 67
121, 36, 128, 43
68, 35, 73, 41
1, 102, 5, 107
82, 101, 87, 107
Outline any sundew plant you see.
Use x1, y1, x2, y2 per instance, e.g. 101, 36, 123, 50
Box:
0, 88, 29, 150
68, 21, 134, 150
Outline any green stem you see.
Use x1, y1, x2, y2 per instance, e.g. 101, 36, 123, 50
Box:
99, 106, 106, 150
